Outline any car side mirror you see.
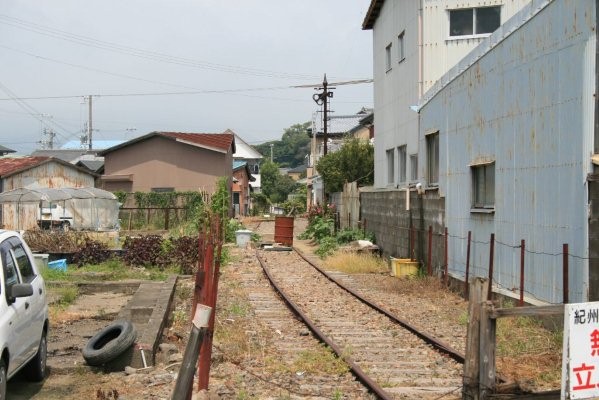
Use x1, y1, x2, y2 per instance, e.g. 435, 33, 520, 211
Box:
7, 283, 33, 303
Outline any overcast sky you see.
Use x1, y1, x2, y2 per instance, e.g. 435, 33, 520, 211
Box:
0, 0, 373, 155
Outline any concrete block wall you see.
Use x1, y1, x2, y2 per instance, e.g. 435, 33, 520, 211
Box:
361, 189, 445, 274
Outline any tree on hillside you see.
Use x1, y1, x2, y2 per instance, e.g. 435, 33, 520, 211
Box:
260, 160, 299, 204
316, 138, 374, 193
255, 122, 311, 168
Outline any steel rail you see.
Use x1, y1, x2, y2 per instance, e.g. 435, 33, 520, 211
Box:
293, 246, 466, 364
255, 251, 395, 400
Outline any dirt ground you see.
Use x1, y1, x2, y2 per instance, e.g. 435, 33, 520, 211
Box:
5, 218, 562, 399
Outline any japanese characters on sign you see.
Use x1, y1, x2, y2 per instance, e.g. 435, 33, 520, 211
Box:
563, 302, 599, 399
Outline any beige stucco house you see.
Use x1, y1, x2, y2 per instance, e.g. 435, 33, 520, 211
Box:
99, 131, 235, 193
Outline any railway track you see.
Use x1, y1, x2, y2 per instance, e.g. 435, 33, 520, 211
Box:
255, 246, 464, 400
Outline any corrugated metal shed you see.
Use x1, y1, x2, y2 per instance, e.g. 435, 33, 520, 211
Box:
0, 157, 96, 191
0, 187, 119, 231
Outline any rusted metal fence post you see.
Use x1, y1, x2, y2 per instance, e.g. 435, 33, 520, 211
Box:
197, 239, 214, 390
465, 231, 472, 299
427, 225, 433, 276
171, 305, 212, 400
410, 224, 415, 261
487, 233, 495, 301
563, 243, 569, 304
444, 227, 448, 287
519, 239, 525, 307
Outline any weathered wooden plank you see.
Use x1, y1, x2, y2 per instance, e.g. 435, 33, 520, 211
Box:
479, 301, 496, 399
463, 277, 488, 400
490, 304, 563, 319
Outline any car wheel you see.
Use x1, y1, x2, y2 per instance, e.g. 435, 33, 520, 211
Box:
26, 332, 47, 382
0, 360, 7, 400
82, 320, 136, 366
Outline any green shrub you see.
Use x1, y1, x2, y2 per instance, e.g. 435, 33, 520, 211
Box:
335, 228, 376, 245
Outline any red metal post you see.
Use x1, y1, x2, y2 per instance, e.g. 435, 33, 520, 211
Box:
465, 231, 471, 298
487, 233, 495, 301
444, 227, 448, 286
563, 243, 569, 304
519, 239, 525, 307
427, 226, 433, 276
197, 239, 215, 391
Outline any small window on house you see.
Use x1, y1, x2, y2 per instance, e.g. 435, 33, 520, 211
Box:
398, 145, 407, 184
410, 154, 418, 181
386, 149, 395, 185
449, 6, 500, 37
471, 162, 495, 210
426, 132, 439, 185
385, 43, 392, 72
398, 31, 405, 63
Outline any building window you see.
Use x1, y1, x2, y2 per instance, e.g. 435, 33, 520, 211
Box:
385, 43, 392, 72
426, 132, 439, 185
386, 149, 395, 185
398, 31, 405, 63
472, 163, 495, 209
398, 145, 407, 184
449, 6, 500, 37
410, 154, 418, 181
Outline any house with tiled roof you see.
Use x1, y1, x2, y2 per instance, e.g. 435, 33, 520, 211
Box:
98, 131, 236, 193
307, 108, 373, 207
232, 160, 255, 216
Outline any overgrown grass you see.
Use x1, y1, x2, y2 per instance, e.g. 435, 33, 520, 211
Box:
41, 259, 178, 282
290, 345, 349, 375
496, 311, 563, 387
321, 252, 388, 274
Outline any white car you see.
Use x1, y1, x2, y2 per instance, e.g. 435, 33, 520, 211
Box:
0, 230, 49, 399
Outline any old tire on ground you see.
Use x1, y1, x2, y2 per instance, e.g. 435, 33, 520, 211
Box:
26, 331, 47, 381
82, 320, 136, 366
0, 360, 6, 400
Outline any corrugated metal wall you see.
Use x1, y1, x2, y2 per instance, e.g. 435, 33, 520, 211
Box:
1, 161, 94, 229
2, 161, 94, 190
371, 0, 530, 188
419, 0, 596, 303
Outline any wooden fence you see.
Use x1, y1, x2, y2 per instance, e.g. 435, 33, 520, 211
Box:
464, 278, 563, 399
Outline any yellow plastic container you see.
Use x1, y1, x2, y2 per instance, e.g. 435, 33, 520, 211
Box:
390, 258, 419, 277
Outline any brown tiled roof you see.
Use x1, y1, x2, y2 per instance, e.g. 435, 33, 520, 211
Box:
98, 131, 236, 155
0, 156, 49, 177
161, 132, 234, 152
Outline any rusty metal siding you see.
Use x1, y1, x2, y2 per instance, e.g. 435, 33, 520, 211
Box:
0, 161, 94, 229
2, 161, 94, 190
419, 0, 596, 303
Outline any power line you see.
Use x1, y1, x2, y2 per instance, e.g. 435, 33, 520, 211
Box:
0, 80, 74, 141
0, 14, 358, 81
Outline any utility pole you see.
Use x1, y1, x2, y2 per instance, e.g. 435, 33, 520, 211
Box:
270, 143, 274, 162
87, 95, 93, 150
312, 74, 335, 157
312, 74, 335, 205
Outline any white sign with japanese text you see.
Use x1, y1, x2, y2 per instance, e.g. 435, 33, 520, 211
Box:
563, 302, 599, 399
